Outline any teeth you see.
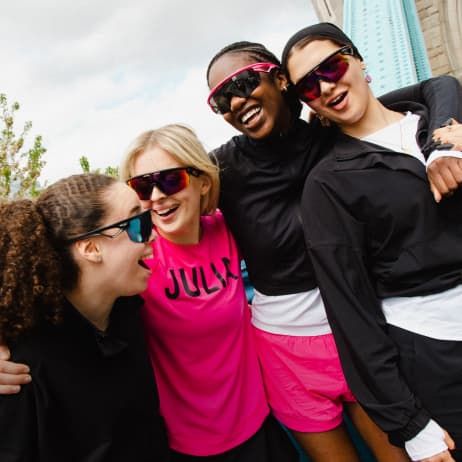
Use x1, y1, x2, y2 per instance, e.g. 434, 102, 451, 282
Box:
157, 207, 175, 217
330, 93, 344, 105
241, 107, 260, 124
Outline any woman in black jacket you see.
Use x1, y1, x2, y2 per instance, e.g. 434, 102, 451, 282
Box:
282, 22, 462, 462
0, 174, 169, 461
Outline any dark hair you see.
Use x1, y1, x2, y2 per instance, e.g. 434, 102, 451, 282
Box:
281, 22, 363, 74
206, 41, 302, 118
0, 173, 117, 342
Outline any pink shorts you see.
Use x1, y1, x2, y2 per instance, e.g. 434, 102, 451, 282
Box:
253, 328, 356, 432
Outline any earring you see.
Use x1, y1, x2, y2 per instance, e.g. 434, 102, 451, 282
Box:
365, 73, 372, 83
282, 85, 288, 92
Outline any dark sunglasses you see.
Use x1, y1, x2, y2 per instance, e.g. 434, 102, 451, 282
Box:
67, 210, 153, 244
294, 46, 354, 102
127, 167, 202, 201
208, 62, 279, 114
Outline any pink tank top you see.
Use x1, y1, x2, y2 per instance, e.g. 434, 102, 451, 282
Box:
141, 211, 269, 456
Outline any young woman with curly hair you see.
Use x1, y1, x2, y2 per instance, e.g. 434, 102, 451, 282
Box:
0, 173, 170, 462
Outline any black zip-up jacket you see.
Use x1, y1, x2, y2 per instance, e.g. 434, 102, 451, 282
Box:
214, 76, 462, 298
0, 297, 170, 462
302, 100, 462, 445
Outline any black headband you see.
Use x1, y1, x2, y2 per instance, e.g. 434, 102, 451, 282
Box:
281, 22, 362, 71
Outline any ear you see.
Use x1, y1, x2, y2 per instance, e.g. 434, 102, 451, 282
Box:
199, 175, 212, 197
73, 238, 103, 264
274, 70, 289, 92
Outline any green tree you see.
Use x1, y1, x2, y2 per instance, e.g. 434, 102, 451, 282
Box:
0, 93, 47, 198
79, 155, 119, 178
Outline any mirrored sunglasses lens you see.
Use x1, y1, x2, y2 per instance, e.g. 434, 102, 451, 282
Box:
214, 70, 261, 114
298, 73, 320, 102
318, 55, 349, 81
127, 213, 152, 243
158, 169, 189, 195
129, 177, 154, 200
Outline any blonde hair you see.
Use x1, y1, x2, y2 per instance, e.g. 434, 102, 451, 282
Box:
120, 124, 220, 215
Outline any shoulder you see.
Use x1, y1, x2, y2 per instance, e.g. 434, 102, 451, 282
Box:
201, 209, 227, 234
201, 210, 237, 246
9, 327, 56, 366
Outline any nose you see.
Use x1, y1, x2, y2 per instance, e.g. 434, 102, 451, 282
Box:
319, 79, 336, 96
150, 184, 166, 201
229, 94, 247, 113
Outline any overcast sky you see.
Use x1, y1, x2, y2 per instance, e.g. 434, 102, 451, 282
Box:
1, 1, 317, 182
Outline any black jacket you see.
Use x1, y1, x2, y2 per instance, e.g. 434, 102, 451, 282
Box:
214, 76, 462, 297
302, 101, 462, 445
0, 297, 170, 462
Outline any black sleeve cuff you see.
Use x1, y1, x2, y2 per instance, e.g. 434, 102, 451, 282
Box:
388, 409, 431, 446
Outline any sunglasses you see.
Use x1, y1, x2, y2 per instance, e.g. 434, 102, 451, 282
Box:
127, 167, 202, 201
208, 62, 279, 114
67, 210, 153, 244
294, 46, 354, 102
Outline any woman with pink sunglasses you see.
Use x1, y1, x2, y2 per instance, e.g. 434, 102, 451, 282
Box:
282, 23, 462, 462
206, 37, 462, 462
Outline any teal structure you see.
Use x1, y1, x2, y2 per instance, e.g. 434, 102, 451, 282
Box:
343, 0, 432, 95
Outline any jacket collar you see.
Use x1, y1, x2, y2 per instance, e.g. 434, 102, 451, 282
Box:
62, 296, 143, 358
329, 101, 429, 182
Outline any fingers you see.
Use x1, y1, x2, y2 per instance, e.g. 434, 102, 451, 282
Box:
0, 359, 31, 395
430, 182, 442, 203
421, 449, 456, 462
443, 430, 455, 451
427, 157, 462, 201
0, 344, 11, 360
432, 120, 462, 150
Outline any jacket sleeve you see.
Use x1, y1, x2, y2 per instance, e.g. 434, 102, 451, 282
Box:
0, 383, 37, 461
301, 174, 431, 445
379, 75, 462, 138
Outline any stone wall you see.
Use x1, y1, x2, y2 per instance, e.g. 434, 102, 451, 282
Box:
416, 0, 462, 80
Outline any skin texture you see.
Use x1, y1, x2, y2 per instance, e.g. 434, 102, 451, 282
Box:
286, 39, 457, 462
208, 53, 292, 140
132, 146, 211, 245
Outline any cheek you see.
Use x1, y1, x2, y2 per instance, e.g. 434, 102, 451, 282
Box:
140, 199, 152, 210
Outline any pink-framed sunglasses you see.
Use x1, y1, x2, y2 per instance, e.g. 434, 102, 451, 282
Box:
207, 62, 279, 114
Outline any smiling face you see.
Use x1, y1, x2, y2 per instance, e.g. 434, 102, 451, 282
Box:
94, 182, 153, 296
286, 39, 374, 131
208, 53, 291, 140
133, 146, 210, 245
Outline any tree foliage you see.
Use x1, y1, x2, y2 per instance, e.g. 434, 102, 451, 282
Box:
79, 155, 119, 179
0, 93, 47, 198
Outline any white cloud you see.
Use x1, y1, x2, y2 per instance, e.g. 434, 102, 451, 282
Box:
0, 0, 317, 182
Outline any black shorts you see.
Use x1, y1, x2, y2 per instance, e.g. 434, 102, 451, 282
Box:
389, 325, 462, 461
170, 415, 299, 462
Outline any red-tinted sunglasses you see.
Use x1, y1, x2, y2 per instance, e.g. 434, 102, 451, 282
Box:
294, 46, 354, 102
208, 62, 279, 115
127, 167, 202, 200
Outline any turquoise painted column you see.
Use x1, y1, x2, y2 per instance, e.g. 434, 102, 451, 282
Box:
343, 0, 431, 95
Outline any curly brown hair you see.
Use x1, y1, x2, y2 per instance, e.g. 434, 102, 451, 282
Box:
0, 173, 117, 343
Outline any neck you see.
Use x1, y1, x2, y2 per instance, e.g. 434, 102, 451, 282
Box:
65, 284, 116, 332
158, 218, 202, 245
340, 95, 403, 139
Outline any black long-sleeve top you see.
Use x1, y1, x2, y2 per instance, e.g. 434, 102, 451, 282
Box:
0, 296, 170, 462
214, 76, 462, 297
301, 100, 462, 445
